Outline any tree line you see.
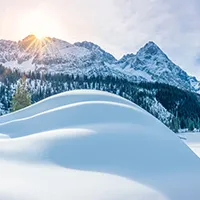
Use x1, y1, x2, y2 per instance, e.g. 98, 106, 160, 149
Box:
0, 64, 200, 132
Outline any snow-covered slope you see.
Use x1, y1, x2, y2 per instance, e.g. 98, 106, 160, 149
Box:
1, 35, 200, 93
116, 42, 200, 92
0, 90, 200, 200
179, 132, 200, 158
0, 90, 138, 124
0, 35, 125, 78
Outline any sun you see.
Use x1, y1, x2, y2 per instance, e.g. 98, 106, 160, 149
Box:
19, 7, 61, 40
34, 32, 46, 40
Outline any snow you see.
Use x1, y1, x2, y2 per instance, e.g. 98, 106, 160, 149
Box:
1, 37, 200, 93
0, 90, 200, 200
179, 132, 200, 158
145, 96, 172, 124
120, 65, 153, 82
3, 59, 36, 72
0, 133, 10, 139
42, 38, 92, 59
0, 90, 138, 124
0, 160, 167, 200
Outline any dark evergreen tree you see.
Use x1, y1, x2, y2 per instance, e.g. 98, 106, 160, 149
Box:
11, 76, 32, 112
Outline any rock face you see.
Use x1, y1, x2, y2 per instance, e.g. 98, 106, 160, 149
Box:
116, 41, 200, 92
0, 35, 200, 93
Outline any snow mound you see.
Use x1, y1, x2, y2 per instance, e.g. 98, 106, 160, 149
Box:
0, 101, 149, 138
0, 90, 138, 124
0, 133, 9, 139
0, 90, 200, 200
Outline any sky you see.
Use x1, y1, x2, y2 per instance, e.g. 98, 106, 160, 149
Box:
0, 0, 200, 78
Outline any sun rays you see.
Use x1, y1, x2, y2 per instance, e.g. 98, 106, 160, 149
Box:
16, 34, 63, 65
19, 6, 61, 43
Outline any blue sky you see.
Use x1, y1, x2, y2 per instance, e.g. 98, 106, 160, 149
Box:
0, 0, 200, 78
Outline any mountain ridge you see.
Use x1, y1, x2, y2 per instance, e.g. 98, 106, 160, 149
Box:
0, 35, 200, 93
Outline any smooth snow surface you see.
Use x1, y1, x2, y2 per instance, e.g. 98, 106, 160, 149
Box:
0, 133, 9, 139
180, 132, 200, 158
0, 90, 200, 200
0, 90, 138, 124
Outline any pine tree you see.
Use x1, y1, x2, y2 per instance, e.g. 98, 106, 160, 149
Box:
11, 76, 31, 112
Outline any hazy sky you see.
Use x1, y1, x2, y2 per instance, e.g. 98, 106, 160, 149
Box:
0, 0, 200, 78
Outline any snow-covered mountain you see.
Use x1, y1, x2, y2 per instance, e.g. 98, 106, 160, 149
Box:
116, 42, 200, 92
0, 35, 200, 93
1, 90, 200, 200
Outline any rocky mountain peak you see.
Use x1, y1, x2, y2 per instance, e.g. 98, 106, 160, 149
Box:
137, 41, 167, 59
0, 35, 200, 93
18, 35, 44, 53
74, 41, 117, 63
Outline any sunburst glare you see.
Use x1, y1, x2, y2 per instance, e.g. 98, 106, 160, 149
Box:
19, 7, 61, 41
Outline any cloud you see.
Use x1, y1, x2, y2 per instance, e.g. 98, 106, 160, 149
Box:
58, 0, 200, 77
110, 0, 200, 76
196, 56, 200, 64
0, 0, 200, 78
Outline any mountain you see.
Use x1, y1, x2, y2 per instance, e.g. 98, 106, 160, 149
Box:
1, 90, 200, 200
1, 35, 200, 132
0, 35, 200, 93
116, 42, 200, 93
0, 35, 125, 78
74, 41, 117, 63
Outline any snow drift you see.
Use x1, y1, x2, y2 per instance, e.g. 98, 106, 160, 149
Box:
0, 90, 200, 200
179, 132, 200, 158
0, 90, 138, 124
